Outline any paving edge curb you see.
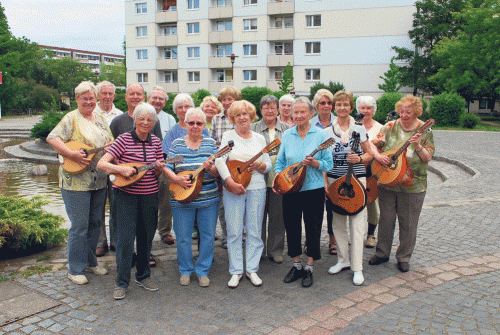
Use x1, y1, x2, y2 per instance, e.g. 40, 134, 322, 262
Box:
433, 155, 479, 178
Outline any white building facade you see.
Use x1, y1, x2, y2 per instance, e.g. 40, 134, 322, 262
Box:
125, 0, 416, 97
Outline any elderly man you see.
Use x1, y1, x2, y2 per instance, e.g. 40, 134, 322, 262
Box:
95, 81, 123, 257
148, 86, 176, 245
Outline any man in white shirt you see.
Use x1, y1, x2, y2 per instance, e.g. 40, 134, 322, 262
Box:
148, 86, 176, 245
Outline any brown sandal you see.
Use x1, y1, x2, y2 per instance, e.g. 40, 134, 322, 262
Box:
329, 243, 337, 255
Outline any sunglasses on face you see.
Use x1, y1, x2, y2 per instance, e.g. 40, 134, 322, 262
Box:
319, 101, 333, 106
187, 121, 204, 126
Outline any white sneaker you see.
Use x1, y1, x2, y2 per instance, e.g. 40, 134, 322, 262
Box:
328, 262, 351, 275
227, 274, 243, 288
67, 273, 88, 285
85, 265, 108, 275
353, 271, 365, 286
246, 272, 262, 287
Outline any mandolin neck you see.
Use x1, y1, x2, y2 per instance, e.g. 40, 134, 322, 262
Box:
292, 147, 321, 174
191, 154, 216, 179
240, 151, 264, 171
85, 145, 107, 155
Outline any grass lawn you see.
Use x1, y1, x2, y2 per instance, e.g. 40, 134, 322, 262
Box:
433, 122, 500, 132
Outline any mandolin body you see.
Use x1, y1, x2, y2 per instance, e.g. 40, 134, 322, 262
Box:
274, 163, 307, 195
110, 163, 148, 188
371, 148, 408, 187
365, 175, 379, 205
328, 175, 367, 216
169, 170, 205, 204
60, 141, 97, 174
226, 160, 252, 189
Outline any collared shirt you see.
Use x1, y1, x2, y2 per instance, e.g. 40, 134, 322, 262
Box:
94, 104, 123, 126
210, 112, 235, 145
310, 113, 337, 129
157, 111, 177, 139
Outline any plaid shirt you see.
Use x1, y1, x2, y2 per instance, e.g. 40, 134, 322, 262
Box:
210, 112, 235, 146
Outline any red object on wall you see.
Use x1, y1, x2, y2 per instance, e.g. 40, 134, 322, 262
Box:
0, 72, 3, 84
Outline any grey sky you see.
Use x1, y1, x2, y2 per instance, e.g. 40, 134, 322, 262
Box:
1, 0, 125, 55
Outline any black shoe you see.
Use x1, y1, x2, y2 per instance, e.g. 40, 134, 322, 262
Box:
369, 255, 389, 265
398, 261, 410, 272
302, 269, 313, 288
284, 266, 305, 283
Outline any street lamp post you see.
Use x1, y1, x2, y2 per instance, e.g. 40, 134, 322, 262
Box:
227, 53, 238, 83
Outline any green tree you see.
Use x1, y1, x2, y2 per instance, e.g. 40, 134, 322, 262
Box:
98, 62, 126, 87
309, 81, 345, 100
378, 58, 403, 93
375, 92, 404, 123
430, 92, 466, 126
191, 89, 211, 107
278, 62, 294, 94
241, 87, 273, 118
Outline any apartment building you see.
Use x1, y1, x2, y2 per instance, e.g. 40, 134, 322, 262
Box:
125, 0, 416, 97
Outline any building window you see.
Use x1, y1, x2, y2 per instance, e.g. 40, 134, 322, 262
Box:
244, 70, 257, 81
244, 0, 257, 4
188, 71, 201, 82
136, 49, 148, 60
187, 22, 200, 34
216, 69, 232, 82
135, 3, 147, 14
188, 0, 200, 9
187, 47, 200, 58
243, 19, 257, 31
305, 42, 321, 54
274, 16, 293, 29
273, 41, 293, 55
161, 24, 177, 36
163, 47, 178, 59
216, 44, 232, 57
243, 44, 257, 56
215, 0, 231, 7
306, 15, 321, 27
273, 70, 283, 81
305, 68, 320, 81
136, 26, 147, 37
216, 20, 232, 31
137, 73, 148, 83
164, 71, 178, 83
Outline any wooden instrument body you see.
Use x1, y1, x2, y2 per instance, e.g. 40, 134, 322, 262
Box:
169, 170, 205, 204
273, 163, 306, 195
365, 175, 379, 205
328, 175, 367, 216
110, 162, 149, 188
226, 160, 251, 189
60, 141, 98, 174
371, 148, 408, 187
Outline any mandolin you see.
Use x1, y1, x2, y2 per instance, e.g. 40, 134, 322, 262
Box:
225, 138, 281, 189
328, 132, 367, 216
364, 162, 378, 205
170, 140, 234, 204
110, 156, 184, 188
59, 141, 109, 174
371, 119, 434, 187
274, 138, 335, 195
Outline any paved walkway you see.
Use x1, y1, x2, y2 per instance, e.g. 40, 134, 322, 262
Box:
0, 130, 499, 334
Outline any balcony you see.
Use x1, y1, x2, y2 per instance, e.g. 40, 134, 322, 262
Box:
266, 79, 280, 91
267, 27, 294, 41
267, 0, 294, 15
208, 5, 233, 19
155, 35, 178, 46
209, 80, 233, 92
156, 9, 177, 23
208, 30, 233, 44
158, 82, 179, 93
267, 54, 294, 67
208, 57, 233, 69
157, 58, 178, 69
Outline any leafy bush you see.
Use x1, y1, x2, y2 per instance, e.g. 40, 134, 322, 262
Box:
461, 113, 481, 129
430, 92, 466, 126
309, 81, 345, 101
30, 111, 67, 140
420, 98, 430, 120
114, 88, 127, 112
163, 93, 177, 120
191, 89, 212, 107
241, 87, 273, 117
0, 196, 68, 257
375, 92, 404, 123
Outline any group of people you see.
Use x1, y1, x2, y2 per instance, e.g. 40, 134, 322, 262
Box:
47, 81, 434, 300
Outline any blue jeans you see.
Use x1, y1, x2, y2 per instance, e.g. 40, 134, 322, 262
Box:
114, 189, 158, 288
223, 188, 266, 275
61, 188, 106, 275
172, 202, 219, 277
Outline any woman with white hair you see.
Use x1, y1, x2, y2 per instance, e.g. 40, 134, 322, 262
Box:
47, 81, 113, 286
97, 102, 177, 300
356, 96, 383, 248
278, 94, 295, 126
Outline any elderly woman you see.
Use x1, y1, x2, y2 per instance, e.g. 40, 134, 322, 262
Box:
250, 95, 290, 264
200, 95, 223, 130
162, 108, 219, 287
47, 81, 112, 286
215, 100, 272, 288
356, 96, 384, 248
97, 102, 168, 300
273, 97, 333, 288
369, 95, 434, 273
325, 90, 373, 286
278, 94, 295, 126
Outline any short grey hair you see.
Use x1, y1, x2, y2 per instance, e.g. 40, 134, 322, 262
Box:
292, 96, 314, 113
96, 81, 116, 94
185, 107, 207, 124
172, 93, 194, 112
132, 102, 158, 124
126, 83, 144, 95
260, 95, 279, 110
279, 94, 295, 105
356, 96, 377, 114
151, 86, 168, 101
74, 81, 97, 99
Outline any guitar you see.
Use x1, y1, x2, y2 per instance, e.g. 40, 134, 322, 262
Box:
170, 140, 234, 204
328, 132, 367, 216
110, 156, 184, 188
59, 141, 109, 174
225, 138, 281, 189
371, 119, 435, 187
274, 138, 335, 195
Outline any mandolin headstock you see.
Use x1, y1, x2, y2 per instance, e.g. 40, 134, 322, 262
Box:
319, 137, 335, 150
263, 138, 281, 154
215, 140, 234, 159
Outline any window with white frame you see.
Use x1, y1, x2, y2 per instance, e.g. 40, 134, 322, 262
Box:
136, 49, 148, 60
305, 42, 321, 54
305, 68, 320, 81
243, 19, 257, 31
244, 70, 257, 81
187, 47, 200, 58
216, 20, 232, 31
216, 69, 232, 82
243, 44, 257, 56
163, 70, 178, 83
244, 0, 257, 5
137, 72, 148, 83
273, 41, 293, 55
163, 47, 177, 59
274, 16, 293, 29
215, 0, 231, 7
161, 24, 177, 35
187, 0, 200, 9
306, 15, 321, 27
215, 44, 232, 57
135, 3, 147, 14
188, 71, 201, 82
136, 26, 147, 37
187, 22, 200, 34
